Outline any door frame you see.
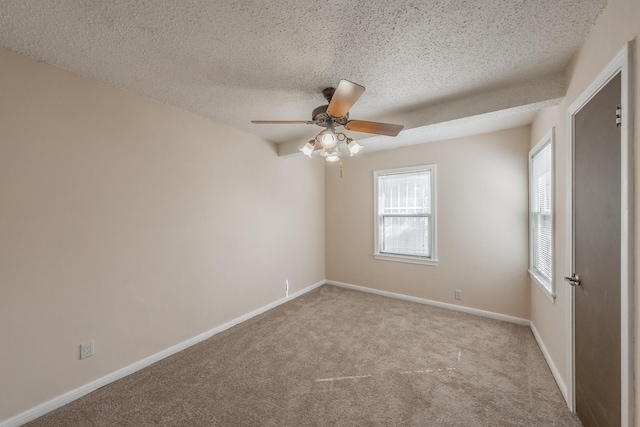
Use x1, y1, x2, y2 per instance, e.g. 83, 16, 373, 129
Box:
566, 41, 634, 426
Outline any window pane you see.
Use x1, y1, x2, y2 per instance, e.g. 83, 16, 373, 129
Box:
379, 171, 430, 215
375, 165, 435, 262
531, 142, 553, 283
382, 216, 430, 257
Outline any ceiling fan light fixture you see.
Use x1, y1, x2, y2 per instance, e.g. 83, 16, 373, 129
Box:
300, 140, 315, 157
347, 139, 363, 156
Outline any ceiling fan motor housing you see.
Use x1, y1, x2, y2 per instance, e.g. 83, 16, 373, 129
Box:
312, 104, 348, 127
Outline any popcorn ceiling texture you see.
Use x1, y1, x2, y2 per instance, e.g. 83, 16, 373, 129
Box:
0, 0, 607, 145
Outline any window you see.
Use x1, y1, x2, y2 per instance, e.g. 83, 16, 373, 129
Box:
529, 129, 554, 299
374, 165, 437, 266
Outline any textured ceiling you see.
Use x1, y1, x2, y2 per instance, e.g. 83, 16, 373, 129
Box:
0, 1, 608, 153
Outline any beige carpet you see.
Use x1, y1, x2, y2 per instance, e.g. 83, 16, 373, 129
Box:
26, 285, 582, 426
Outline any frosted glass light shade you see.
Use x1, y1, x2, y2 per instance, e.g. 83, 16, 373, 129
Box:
325, 148, 341, 162
347, 139, 363, 156
300, 141, 315, 157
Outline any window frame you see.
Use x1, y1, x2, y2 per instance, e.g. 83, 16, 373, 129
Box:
373, 164, 438, 266
528, 128, 555, 301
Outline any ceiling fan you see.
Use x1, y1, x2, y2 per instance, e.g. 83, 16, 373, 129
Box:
251, 80, 404, 162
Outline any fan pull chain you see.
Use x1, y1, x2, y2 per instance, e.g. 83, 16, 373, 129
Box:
340, 163, 343, 179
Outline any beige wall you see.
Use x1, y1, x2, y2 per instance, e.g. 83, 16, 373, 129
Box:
0, 47, 325, 421
529, 105, 569, 381
325, 127, 531, 319
528, 0, 639, 418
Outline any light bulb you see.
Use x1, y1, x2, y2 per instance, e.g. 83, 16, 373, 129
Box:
347, 139, 363, 156
318, 129, 337, 149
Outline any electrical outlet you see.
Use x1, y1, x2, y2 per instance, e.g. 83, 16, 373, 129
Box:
286, 280, 290, 297
80, 340, 94, 359
455, 290, 463, 300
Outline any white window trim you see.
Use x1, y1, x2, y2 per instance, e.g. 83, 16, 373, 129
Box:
528, 128, 555, 302
373, 164, 438, 266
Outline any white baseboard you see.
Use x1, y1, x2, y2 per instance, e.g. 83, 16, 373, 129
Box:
530, 321, 568, 404
0, 280, 325, 427
326, 280, 530, 325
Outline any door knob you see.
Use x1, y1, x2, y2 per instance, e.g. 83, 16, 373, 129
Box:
564, 273, 581, 286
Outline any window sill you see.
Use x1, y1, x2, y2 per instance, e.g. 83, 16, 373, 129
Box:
374, 253, 438, 266
528, 269, 555, 303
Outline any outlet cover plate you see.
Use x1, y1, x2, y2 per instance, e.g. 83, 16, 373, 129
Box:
80, 340, 94, 359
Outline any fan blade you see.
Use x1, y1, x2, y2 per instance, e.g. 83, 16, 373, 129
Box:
327, 80, 365, 118
345, 120, 404, 136
251, 120, 314, 124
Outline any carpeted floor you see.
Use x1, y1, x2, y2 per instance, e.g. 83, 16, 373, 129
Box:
26, 285, 582, 426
